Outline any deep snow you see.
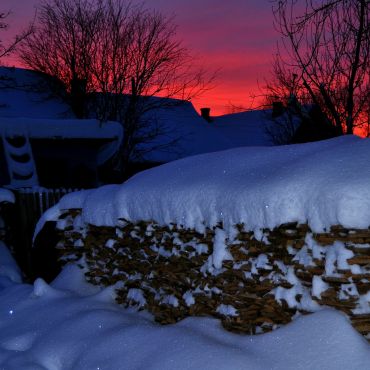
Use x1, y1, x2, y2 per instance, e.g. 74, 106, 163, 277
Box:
2, 66, 370, 368
0, 245, 369, 370
39, 135, 370, 236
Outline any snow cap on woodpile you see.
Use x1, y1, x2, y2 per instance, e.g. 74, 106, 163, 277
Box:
37, 135, 370, 235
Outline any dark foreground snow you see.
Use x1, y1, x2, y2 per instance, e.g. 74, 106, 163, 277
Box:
0, 243, 369, 370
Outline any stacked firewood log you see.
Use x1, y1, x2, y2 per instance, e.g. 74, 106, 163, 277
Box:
50, 209, 370, 339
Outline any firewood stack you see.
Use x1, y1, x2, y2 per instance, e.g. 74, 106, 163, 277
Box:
51, 209, 370, 340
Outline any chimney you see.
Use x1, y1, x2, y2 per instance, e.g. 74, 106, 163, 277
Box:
272, 101, 284, 118
200, 107, 212, 122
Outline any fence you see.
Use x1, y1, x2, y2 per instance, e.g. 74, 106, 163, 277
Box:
6, 187, 81, 280
16, 187, 80, 223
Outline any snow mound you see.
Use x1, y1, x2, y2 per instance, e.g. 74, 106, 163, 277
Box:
39, 135, 370, 234
0, 276, 369, 370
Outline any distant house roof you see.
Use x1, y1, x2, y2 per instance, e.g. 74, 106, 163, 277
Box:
0, 67, 122, 154
139, 104, 274, 163
0, 67, 73, 119
0, 117, 122, 140
212, 110, 274, 147
0, 67, 274, 166
0, 67, 122, 188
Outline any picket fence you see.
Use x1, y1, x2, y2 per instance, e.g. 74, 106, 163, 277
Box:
11, 188, 82, 279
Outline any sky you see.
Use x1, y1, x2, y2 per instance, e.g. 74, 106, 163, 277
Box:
1, 0, 278, 116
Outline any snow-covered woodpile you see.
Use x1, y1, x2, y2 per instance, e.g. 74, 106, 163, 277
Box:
52, 208, 370, 340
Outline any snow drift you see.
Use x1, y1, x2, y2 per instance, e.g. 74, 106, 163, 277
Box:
39, 135, 370, 234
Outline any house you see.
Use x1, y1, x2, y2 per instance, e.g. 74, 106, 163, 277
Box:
211, 109, 274, 147
0, 66, 275, 279
0, 67, 275, 188
0, 67, 122, 189
0, 67, 124, 279
123, 102, 274, 165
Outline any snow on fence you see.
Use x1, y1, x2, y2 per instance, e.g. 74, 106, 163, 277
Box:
16, 187, 80, 219
4, 188, 81, 279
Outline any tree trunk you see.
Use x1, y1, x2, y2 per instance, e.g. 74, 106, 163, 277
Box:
345, 0, 366, 135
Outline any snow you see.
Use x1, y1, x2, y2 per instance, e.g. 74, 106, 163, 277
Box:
127, 288, 147, 308
2, 66, 370, 367
213, 109, 274, 147
274, 268, 319, 311
0, 67, 73, 119
325, 242, 354, 276
0, 117, 122, 140
0, 117, 122, 170
182, 291, 195, 306
38, 135, 370, 235
1, 130, 39, 187
312, 276, 330, 299
138, 101, 273, 163
1, 67, 273, 165
210, 228, 232, 269
0, 189, 14, 204
0, 245, 369, 369
216, 304, 238, 317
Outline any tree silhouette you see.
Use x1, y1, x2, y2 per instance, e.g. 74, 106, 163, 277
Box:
0, 11, 32, 61
268, 0, 369, 136
19, 0, 212, 177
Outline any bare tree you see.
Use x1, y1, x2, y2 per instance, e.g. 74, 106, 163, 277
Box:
0, 11, 33, 61
89, 1, 209, 171
19, 0, 211, 177
269, 0, 369, 135
19, 0, 103, 117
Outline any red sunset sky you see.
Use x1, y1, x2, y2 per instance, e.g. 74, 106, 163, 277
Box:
1, 0, 277, 116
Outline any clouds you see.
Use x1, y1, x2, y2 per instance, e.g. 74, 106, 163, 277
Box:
1, 0, 277, 115
143, 0, 277, 113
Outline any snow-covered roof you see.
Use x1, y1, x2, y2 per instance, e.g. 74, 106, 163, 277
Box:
138, 103, 273, 163
212, 110, 274, 147
0, 67, 121, 139
0, 67, 73, 119
0, 117, 122, 140
138, 101, 239, 162
0, 67, 273, 164
0, 68, 122, 184
39, 135, 369, 235
0, 118, 122, 188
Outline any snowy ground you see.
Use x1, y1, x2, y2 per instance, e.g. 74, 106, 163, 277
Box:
3, 136, 370, 369
0, 242, 369, 370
